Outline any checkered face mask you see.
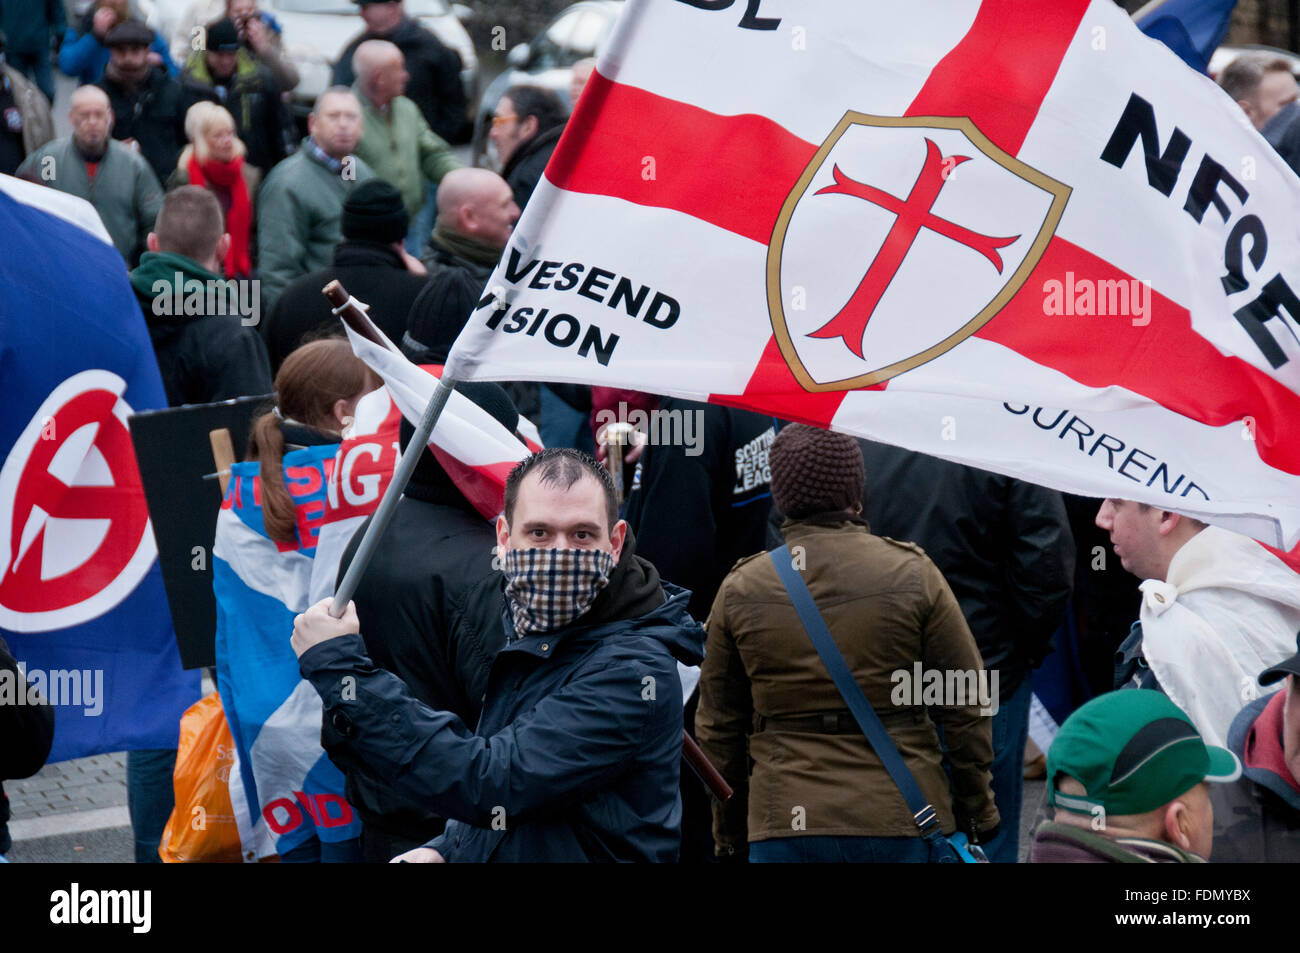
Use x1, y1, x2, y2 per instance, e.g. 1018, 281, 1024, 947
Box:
502, 547, 616, 638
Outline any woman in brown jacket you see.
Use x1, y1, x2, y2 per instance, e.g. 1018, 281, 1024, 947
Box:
695, 424, 1000, 862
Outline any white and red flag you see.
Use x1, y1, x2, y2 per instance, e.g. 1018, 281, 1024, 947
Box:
308, 316, 542, 603
444, 0, 1300, 551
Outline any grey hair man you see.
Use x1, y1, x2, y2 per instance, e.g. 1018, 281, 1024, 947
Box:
1099, 498, 1300, 747
17, 85, 163, 266
256, 87, 375, 307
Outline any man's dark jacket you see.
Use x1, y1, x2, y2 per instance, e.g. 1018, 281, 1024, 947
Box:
1210, 692, 1300, 862
302, 532, 706, 861
263, 240, 428, 373
623, 399, 777, 622
405, 242, 491, 362
180, 52, 290, 173
406, 241, 540, 419
502, 123, 562, 212
98, 65, 194, 185
332, 17, 467, 143
130, 250, 272, 406
770, 441, 1074, 699
332, 447, 500, 856
1263, 101, 1300, 179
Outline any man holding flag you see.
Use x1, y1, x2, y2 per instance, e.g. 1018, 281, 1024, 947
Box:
292, 447, 705, 862
331, 382, 523, 862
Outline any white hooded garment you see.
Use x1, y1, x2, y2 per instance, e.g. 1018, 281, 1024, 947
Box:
1139, 526, 1300, 748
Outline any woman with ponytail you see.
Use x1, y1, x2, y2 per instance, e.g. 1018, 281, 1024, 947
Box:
246, 337, 378, 545
215, 337, 377, 864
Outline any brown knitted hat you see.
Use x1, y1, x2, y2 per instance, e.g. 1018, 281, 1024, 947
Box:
769, 424, 864, 519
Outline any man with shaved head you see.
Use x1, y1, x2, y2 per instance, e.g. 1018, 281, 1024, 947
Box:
402, 166, 518, 363
402, 165, 536, 417
256, 86, 375, 307
351, 38, 459, 254
18, 84, 163, 265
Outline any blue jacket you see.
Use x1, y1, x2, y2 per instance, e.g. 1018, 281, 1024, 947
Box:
301, 550, 706, 862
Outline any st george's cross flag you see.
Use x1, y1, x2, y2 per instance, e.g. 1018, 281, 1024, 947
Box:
443, 0, 1300, 552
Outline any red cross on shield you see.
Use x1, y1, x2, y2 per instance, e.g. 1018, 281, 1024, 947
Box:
0, 370, 155, 632
767, 112, 1071, 392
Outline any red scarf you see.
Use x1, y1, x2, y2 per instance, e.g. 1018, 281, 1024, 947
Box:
187, 153, 251, 278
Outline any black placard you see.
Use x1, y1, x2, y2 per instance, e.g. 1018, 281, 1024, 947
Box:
127, 395, 269, 669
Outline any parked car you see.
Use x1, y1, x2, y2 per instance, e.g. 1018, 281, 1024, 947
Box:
144, 0, 478, 125
277, 0, 477, 119
471, 0, 623, 167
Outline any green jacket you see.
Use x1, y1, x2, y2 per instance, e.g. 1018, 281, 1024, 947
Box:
255, 139, 375, 307
17, 137, 163, 266
353, 86, 460, 218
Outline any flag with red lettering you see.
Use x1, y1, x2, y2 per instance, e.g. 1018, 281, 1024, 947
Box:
212, 328, 541, 859
444, 0, 1300, 550
212, 445, 362, 860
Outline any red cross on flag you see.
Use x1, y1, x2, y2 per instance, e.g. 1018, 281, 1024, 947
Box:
444, 0, 1300, 551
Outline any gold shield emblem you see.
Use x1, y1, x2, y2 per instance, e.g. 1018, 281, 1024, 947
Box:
767, 112, 1071, 392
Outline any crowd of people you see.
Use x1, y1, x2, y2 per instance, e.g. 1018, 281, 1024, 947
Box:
1, 4, 1298, 863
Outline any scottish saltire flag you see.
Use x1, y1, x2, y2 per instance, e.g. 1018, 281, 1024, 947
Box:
1134, 0, 1237, 73
213, 317, 543, 859
444, 0, 1300, 553
0, 174, 199, 762
213, 445, 362, 860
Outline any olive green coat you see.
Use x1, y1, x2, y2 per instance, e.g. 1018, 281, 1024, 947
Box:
696, 519, 999, 850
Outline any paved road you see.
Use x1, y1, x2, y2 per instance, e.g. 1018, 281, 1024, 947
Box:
3, 743, 1045, 863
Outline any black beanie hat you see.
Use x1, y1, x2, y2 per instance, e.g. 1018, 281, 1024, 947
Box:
401, 277, 473, 365
769, 423, 864, 520
205, 17, 241, 52
341, 180, 409, 245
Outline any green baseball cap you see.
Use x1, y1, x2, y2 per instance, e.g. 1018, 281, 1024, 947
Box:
1047, 690, 1241, 817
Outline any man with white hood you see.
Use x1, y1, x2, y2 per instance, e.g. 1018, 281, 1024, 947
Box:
1096, 498, 1300, 747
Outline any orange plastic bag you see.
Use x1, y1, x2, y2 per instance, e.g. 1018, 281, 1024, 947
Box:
159, 692, 243, 863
